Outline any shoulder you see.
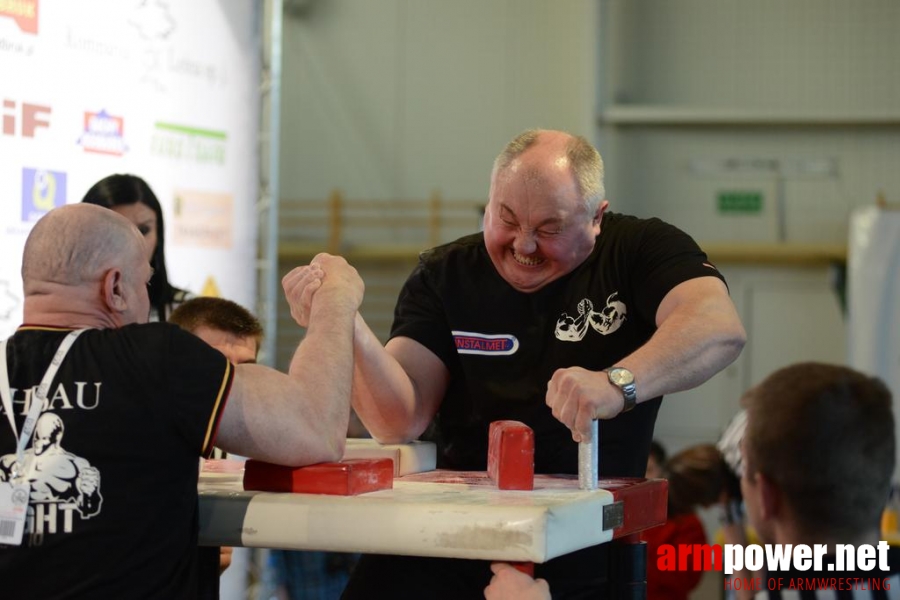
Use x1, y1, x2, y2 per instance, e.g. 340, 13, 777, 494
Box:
418, 232, 484, 267
411, 232, 487, 285
601, 212, 696, 243
87, 322, 202, 350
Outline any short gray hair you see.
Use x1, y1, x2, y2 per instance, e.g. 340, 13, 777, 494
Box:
492, 129, 605, 210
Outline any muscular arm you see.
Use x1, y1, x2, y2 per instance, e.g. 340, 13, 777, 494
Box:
624, 276, 746, 400
215, 256, 362, 465
350, 314, 449, 444
548, 276, 746, 441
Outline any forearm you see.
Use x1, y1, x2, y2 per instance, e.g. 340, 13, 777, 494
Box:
350, 313, 429, 443
288, 296, 357, 457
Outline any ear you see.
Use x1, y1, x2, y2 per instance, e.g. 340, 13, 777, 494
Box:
755, 471, 781, 521
593, 200, 610, 226
101, 268, 127, 312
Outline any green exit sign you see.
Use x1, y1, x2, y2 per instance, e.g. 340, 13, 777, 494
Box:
717, 191, 763, 214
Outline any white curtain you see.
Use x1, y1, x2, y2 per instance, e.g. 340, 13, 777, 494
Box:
848, 205, 900, 477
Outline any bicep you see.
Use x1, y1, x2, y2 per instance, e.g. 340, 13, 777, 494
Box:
214, 364, 328, 464
655, 276, 734, 327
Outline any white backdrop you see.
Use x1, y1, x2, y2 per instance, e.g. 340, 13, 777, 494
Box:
848, 205, 900, 478
0, 0, 260, 337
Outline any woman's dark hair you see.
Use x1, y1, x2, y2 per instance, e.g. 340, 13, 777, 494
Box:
82, 174, 183, 320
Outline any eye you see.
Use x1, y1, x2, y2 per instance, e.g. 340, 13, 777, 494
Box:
537, 227, 563, 237
138, 225, 151, 236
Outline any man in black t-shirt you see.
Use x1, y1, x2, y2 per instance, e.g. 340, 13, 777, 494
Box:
288, 129, 747, 599
0, 204, 363, 599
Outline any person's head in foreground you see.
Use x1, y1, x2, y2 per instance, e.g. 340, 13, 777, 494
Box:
22, 203, 151, 327
169, 296, 263, 365
741, 361, 894, 547
484, 362, 895, 600
483, 129, 607, 294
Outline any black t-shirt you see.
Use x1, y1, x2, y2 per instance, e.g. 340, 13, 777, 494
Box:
0, 323, 232, 600
391, 212, 725, 477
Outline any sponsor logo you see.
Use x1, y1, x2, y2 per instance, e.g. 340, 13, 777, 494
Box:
21, 168, 65, 222
151, 121, 226, 165
452, 331, 519, 356
64, 27, 129, 60
0, 0, 39, 35
77, 109, 128, 156
171, 190, 233, 248
2, 99, 50, 138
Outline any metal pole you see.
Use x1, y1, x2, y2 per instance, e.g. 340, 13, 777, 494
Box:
578, 420, 599, 490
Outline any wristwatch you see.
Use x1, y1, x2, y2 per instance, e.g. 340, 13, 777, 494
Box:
606, 367, 637, 413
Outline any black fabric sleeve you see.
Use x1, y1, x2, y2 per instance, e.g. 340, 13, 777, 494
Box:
161, 325, 233, 457
626, 218, 727, 325
389, 260, 458, 369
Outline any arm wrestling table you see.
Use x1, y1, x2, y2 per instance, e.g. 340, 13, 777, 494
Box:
198, 440, 666, 588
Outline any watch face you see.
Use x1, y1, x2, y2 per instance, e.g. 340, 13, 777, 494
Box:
608, 367, 634, 386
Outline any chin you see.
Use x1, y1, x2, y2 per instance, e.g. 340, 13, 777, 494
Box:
505, 273, 550, 293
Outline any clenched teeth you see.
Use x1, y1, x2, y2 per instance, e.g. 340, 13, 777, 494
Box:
513, 251, 544, 266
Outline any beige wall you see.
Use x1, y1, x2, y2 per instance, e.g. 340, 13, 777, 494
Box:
279, 0, 599, 201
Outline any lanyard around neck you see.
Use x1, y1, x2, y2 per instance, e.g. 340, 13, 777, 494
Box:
0, 329, 87, 481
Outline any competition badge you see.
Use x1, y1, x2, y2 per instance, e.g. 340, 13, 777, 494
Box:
0, 480, 29, 546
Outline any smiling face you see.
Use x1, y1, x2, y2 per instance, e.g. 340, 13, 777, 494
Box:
483, 139, 605, 293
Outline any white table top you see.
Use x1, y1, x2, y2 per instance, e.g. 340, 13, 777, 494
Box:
198, 467, 664, 563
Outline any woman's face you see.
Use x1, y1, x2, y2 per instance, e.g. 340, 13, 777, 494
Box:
111, 202, 158, 263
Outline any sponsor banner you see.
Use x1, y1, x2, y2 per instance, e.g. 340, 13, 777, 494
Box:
0, 0, 259, 344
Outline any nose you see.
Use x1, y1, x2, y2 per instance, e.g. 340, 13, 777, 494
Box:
513, 230, 537, 255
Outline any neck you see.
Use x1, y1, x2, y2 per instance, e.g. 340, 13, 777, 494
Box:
23, 291, 120, 330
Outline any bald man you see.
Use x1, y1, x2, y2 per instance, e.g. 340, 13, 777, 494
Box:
0, 204, 362, 599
